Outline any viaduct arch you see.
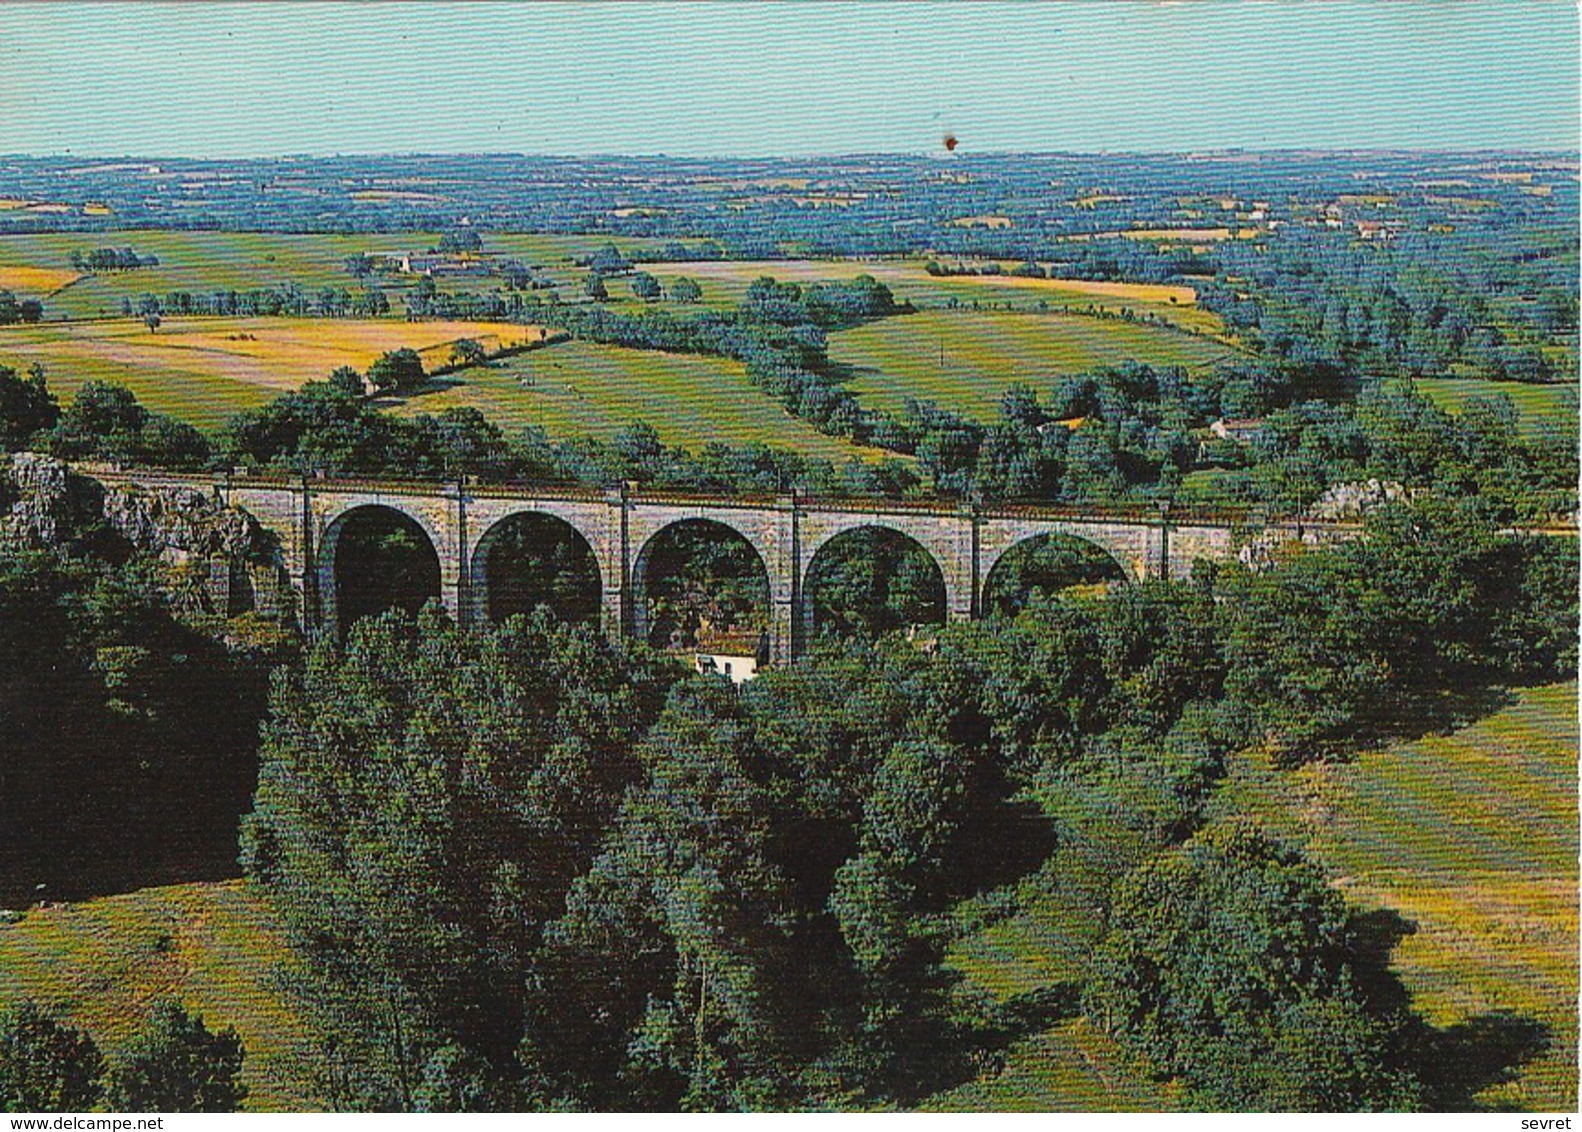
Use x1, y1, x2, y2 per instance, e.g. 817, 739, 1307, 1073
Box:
629, 516, 773, 651
801, 524, 949, 641
469, 511, 604, 626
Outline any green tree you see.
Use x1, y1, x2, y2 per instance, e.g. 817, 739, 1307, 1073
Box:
106, 1002, 246, 1113
48, 381, 149, 463
584, 273, 609, 302
1088, 823, 1420, 1111
44, 382, 209, 469
0, 364, 60, 451
629, 272, 662, 301
669, 276, 703, 304
241, 609, 678, 1110
367, 348, 425, 393
328, 366, 366, 398
446, 338, 487, 369
437, 231, 483, 256
0, 1002, 105, 1113
1535, 287, 1579, 335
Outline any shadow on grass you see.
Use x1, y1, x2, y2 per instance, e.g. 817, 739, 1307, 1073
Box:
1416, 1012, 1553, 1112
368, 375, 468, 406
950, 980, 1086, 1092
1347, 907, 1553, 1111
815, 360, 883, 389
1348, 906, 1418, 1016
1406, 683, 1520, 742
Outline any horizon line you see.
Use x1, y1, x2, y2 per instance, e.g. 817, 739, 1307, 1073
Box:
4, 146, 1579, 164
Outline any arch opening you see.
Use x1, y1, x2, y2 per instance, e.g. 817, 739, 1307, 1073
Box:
804, 525, 946, 642
981, 532, 1128, 619
324, 505, 441, 637
474, 512, 602, 626
634, 519, 770, 658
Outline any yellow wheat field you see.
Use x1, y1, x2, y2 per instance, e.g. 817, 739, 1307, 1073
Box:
16, 316, 546, 389
0, 316, 553, 428
0, 265, 83, 294
945, 271, 1200, 305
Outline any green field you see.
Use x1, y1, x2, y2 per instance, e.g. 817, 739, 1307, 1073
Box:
1213, 683, 1579, 1111
638, 257, 1230, 336
0, 881, 318, 1111
0, 230, 679, 319
0, 236, 1229, 338
1414, 377, 1579, 436
386, 338, 888, 463
829, 309, 1231, 421
0, 313, 889, 460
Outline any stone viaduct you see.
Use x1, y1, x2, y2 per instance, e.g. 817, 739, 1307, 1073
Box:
90, 468, 1351, 663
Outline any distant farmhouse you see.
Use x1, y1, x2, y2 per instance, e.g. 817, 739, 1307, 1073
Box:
367, 251, 493, 277
1209, 417, 1267, 445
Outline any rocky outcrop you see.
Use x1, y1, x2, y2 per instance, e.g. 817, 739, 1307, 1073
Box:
1, 453, 276, 565
1309, 479, 1406, 521
100, 480, 272, 566
0, 452, 103, 551
1, 454, 290, 622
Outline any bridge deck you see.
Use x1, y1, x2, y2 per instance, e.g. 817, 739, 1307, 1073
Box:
74, 463, 1384, 530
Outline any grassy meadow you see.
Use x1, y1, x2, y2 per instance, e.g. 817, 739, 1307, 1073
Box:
1213, 682, 1580, 1111
829, 309, 1230, 421
0, 231, 678, 319
1414, 377, 1579, 437
386, 339, 887, 463
927, 681, 1579, 1111
636, 257, 1229, 336
0, 316, 548, 430
0, 232, 1239, 449
0, 881, 318, 1112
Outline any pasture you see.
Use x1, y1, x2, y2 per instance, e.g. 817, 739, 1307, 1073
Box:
0, 231, 677, 319
0, 231, 1230, 338
634, 258, 1228, 336
0, 316, 548, 429
829, 309, 1230, 420
386, 339, 885, 463
1414, 377, 1578, 436
0, 880, 318, 1111
1215, 682, 1579, 1111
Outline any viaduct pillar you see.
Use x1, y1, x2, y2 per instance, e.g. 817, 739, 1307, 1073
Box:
603, 484, 631, 646
769, 494, 800, 665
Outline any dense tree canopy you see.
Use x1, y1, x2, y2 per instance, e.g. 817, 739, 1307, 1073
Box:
1089, 823, 1421, 1111
106, 1003, 247, 1113
228, 487, 1575, 1110
0, 365, 60, 451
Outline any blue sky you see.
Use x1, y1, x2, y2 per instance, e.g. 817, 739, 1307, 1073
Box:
0, 2, 1575, 157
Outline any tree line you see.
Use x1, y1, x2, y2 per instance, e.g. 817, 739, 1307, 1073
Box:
70, 246, 159, 272
3, 353, 1573, 528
